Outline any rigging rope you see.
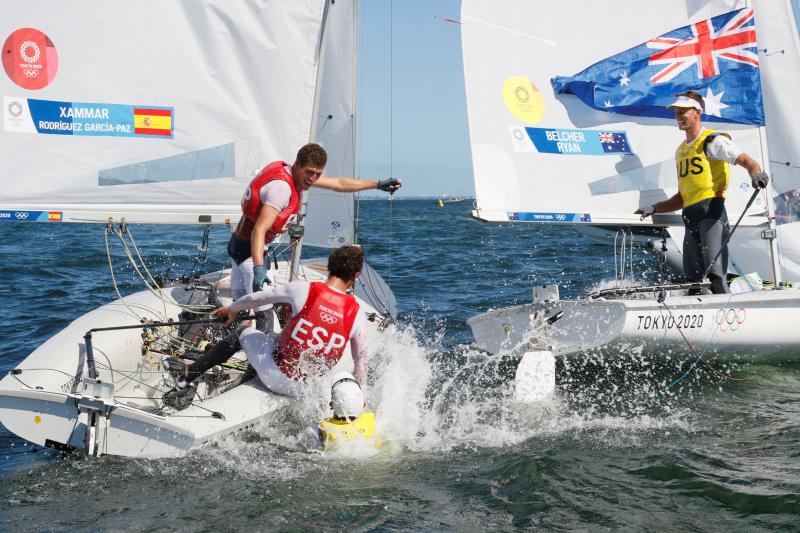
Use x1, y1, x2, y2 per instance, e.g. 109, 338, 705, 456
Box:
105, 227, 155, 322
661, 291, 747, 390
613, 229, 634, 287
387, 0, 394, 285
110, 225, 214, 313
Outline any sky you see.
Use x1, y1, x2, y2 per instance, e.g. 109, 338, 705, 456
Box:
355, 0, 474, 198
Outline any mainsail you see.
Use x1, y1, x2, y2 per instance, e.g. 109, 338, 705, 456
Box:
0, 0, 358, 248
460, 0, 800, 280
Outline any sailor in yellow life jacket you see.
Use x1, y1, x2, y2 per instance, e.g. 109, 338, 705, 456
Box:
636, 90, 770, 294
303, 371, 381, 451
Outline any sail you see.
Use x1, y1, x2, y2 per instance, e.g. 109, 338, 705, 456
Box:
756, 0, 800, 279
460, 0, 768, 228
0, 1, 327, 225
303, 0, 358, 248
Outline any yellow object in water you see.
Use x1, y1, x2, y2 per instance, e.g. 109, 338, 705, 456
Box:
438, 199, 444, 207
318, 411, 381, 450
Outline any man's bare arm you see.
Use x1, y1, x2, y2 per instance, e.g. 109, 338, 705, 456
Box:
313, 176, 380, 193
652, 192, 684, 214
734, 153, 763, 176
250, 204, 280, 267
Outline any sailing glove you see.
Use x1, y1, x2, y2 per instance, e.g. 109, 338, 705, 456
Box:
377, 178, 401, 193
252, 264, 270, 292
635, 205, 655, 220
751, 171, 769, 190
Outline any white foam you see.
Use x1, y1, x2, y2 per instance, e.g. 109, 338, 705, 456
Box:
189, 320, 696, 466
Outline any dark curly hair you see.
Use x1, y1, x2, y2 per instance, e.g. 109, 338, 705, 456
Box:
296, 143, 328, 167
328, 245, 363, 282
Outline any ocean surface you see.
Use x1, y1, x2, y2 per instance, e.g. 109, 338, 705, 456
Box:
1, 198, 798, 531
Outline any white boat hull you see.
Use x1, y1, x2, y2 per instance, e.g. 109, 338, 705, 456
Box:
0, 259, 390, 457
469, 289, 800, 361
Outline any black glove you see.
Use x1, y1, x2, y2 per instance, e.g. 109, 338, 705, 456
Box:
377, 178, 401, 193
751, 171, 769, 190
634, 205, 655, 220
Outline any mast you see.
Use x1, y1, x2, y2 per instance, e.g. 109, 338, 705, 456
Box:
757, 126, 783, 284
750, 0, 782, 284
289, 0, 334, 281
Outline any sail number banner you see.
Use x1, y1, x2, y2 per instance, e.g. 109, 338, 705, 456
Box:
525, 127, 633, 155
3, 96, 173, 138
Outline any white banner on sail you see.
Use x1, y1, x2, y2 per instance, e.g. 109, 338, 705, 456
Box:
0, 1, 325, 224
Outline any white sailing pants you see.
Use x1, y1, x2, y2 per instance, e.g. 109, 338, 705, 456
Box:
230, 257, 276, 332
239, 329, 304, 398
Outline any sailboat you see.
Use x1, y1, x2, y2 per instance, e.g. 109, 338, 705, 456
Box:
0, 1, 396, 457
459, 0, 800, 400
437, 194, 467, 206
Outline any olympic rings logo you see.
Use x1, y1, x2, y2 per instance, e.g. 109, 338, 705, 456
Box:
715, 307, 746, 332
320, 312, 338, 324
14, 212, 29, 220
8, 101, 23, 118
23, 69, 39, 77
20, 41, 41, 63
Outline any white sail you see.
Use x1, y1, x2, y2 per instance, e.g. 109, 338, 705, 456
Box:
0, 1, 325, 225
461, 0, 800, 280
755, 0, 800, 279
304, 0, 358, 248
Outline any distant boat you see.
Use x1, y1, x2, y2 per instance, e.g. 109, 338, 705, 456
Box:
437, 195, 466, 207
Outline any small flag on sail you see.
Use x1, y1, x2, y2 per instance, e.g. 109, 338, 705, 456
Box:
598, 132, 631, 153
551, 7, 764, 126
133, 108, 173, 136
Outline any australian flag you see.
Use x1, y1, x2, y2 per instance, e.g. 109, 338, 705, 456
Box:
551, 8, 764, 126
598, 131, 631, 153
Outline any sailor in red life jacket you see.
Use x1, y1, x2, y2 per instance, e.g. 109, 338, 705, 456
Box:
229, 143, 400, 332
163, 246, 369, 407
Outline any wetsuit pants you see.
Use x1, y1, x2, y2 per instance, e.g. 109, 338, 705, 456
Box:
681, 197, 730, 294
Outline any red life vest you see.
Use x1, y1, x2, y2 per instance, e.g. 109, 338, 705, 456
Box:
233, 161, 301, 244
276, 282, 360, 379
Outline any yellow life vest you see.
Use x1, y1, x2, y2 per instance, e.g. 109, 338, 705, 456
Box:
675, 128, 730, 208
318, 411, 381, 450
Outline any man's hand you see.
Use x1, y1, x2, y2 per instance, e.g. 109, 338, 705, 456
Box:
252, 264, 270, 293
213, 306, 236, 326
634, 205, 655, 220
377, 178, 401, 193
751, 171, 769, 190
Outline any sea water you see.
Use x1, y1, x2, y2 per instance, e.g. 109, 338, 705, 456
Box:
1, 199, 798, 530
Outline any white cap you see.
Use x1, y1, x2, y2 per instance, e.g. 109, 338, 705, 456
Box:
666, 95, 703, 111
330, 372, 364, 418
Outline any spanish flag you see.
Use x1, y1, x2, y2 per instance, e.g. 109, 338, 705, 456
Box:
48, 211, 61, 221
133, 108, 173, 136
